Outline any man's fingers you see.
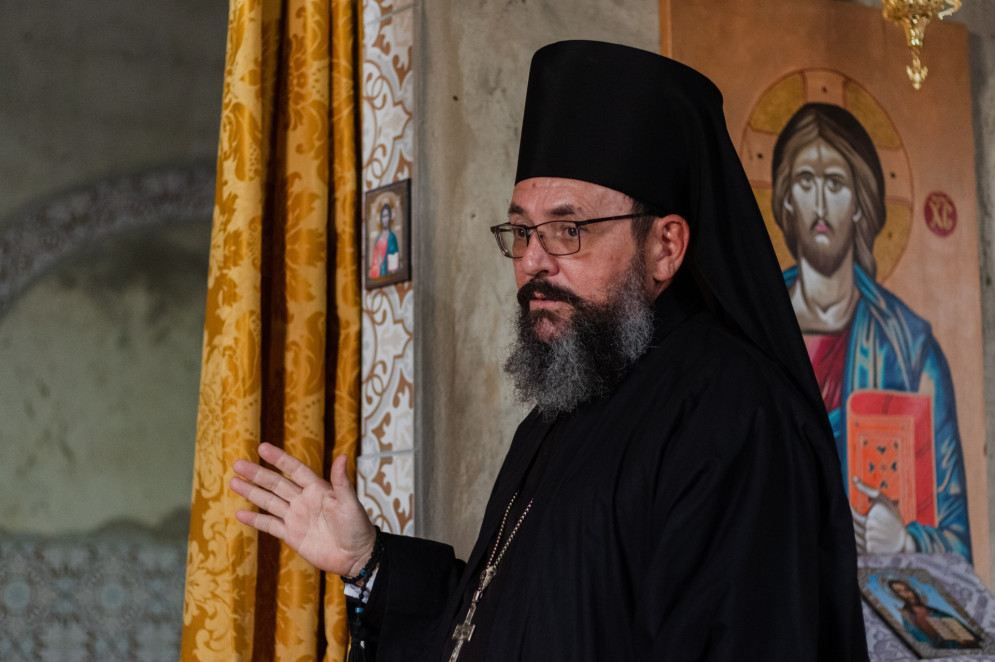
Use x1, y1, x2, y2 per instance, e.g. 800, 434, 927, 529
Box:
233, 458, 304, 502
235, 508, 286, 541
230, 475, 290, 518
259, 442, 324, 490
851, 476, 880, 500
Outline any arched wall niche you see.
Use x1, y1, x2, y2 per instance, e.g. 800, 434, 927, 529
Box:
0, 161, 215, 320
0, 162, 214, 537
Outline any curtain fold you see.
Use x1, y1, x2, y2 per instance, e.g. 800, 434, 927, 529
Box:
181, 0, 361, 659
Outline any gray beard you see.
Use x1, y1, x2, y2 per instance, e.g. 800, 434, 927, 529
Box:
503, 262, 655, 420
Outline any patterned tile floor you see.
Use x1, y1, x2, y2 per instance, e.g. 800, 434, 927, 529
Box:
0, 536, 185, 662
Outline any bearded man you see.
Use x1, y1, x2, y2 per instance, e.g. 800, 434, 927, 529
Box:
771, 103, 970, 561
230, 42, 868, 661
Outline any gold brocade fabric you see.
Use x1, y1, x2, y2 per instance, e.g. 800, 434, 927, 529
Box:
180, 0, 360, 659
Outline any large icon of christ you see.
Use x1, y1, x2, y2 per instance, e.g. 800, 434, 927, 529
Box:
767, 99, 970, 561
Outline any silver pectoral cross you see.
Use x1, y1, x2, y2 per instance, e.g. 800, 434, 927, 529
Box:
448, 566, 497, 662
449, 620, 474, 662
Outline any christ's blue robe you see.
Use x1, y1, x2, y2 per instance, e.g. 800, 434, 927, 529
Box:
784, 265, 971, 560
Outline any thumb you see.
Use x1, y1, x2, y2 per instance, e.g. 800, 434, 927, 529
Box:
329, 453, 353, 490
852, 475, 881, 500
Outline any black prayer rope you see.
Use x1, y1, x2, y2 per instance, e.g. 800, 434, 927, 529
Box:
347, 600, 376, 662
341, 526, 384, 585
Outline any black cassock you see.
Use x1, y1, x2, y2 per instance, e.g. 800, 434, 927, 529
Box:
359, 283, 868, 661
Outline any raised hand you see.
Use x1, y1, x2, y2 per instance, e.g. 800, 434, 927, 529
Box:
850, 476, 916, 554
230, 442, 377, 577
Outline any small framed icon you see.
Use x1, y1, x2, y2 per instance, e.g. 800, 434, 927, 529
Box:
859, 567, 992, 658
364, 179, 411, 289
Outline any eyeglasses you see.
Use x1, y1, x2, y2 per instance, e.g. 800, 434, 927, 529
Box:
489, 214, 643, 259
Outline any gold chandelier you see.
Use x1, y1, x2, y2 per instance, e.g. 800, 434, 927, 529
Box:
882, 0, 961, 90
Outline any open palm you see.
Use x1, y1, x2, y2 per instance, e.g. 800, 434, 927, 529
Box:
230, 442, 376, 577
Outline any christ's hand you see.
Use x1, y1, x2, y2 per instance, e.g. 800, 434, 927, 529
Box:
230, 443, 376, 578
850, 476, 916, 554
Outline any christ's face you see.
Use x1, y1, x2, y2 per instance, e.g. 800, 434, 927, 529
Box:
889, 582, 921, 606
787, 139, 858, 277
509, 177, 649, 342
380, 205, 392, 229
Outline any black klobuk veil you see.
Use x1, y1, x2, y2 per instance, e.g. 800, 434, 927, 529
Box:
515, 40, 828, 426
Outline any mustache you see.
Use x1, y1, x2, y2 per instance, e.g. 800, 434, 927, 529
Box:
809, 216, 832, 232
516, 278, 583, 309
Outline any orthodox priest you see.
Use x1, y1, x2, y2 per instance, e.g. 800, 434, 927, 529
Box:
230, 41, 869, 661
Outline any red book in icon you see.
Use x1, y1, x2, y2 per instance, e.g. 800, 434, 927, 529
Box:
847, 390, 935, 526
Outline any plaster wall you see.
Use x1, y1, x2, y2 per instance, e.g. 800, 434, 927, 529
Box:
0, 2, 223, 656
956, 0, 995, 589
0, 224, 209, 534
416, 0, 660, 558
0, 0, 226, 535
0, 0, 225, 221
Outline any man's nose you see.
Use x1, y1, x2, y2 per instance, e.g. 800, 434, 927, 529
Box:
519, 229, 558, 277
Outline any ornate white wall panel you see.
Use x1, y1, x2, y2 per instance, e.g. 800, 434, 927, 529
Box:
358, 1, 416, 537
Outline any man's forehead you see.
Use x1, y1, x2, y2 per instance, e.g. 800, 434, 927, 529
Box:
508, 177, 631, 220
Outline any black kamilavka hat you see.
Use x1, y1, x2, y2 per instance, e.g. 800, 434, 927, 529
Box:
515, 40, 826, 423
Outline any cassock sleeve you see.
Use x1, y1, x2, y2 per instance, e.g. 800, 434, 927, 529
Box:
363, 533, 465, 662
632, 369, 867, 661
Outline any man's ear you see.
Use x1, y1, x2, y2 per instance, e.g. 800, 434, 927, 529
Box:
643, 214, 690, 295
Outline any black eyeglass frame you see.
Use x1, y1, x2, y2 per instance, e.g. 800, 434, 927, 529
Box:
489, 213, 644, 259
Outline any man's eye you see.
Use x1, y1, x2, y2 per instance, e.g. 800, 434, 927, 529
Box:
564, 225, 580, 238
795, 173, 814, 190
512, 227, 529, 239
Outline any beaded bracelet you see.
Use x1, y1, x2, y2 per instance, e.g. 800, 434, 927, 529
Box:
341, 526, 383, 585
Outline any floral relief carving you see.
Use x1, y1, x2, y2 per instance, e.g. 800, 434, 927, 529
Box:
392, 372, 413, 410
368, 13, 413, 90
361, 283, 413, 455
358, 7, 416, 536
0, 164, 214, 320
368, 411, 392, 450
361, 9, 414, 191
357, 453, 415, 536
361, 0, 414, 29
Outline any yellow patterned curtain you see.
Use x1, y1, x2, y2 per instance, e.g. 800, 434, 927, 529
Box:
180, 0, 361, 659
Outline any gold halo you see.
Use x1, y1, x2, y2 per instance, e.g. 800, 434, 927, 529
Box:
741, 70, 913, 281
